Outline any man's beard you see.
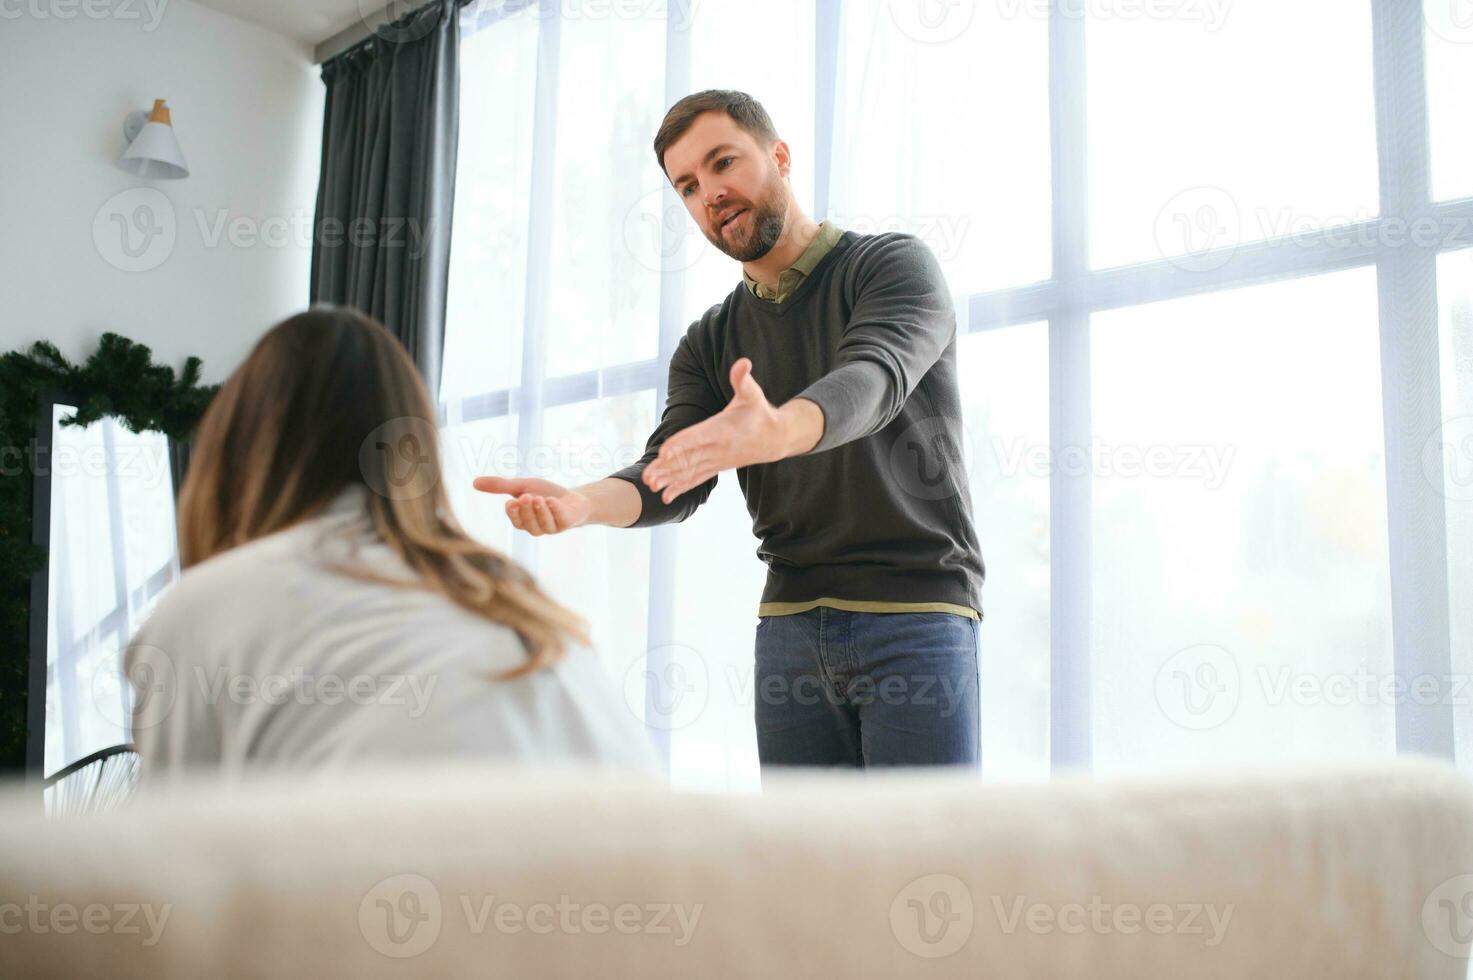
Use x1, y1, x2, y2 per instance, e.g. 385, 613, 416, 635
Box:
705, 180, 787, 262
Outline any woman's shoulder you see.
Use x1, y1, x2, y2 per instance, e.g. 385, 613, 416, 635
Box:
138, 492, 395, 640
135, 489, 530, 662
156, 506, 349, 614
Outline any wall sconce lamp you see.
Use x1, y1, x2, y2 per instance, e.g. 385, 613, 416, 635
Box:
118, 99, 189, 179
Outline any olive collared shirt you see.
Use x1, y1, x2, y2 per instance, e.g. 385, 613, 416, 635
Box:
740, 219, 846, 303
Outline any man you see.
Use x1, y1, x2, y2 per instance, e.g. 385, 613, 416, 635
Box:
474, 90, 986, 769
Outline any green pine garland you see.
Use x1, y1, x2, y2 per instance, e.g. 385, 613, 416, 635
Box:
0, 333, 218, 772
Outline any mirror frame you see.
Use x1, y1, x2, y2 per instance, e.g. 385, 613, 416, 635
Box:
25, 389, 72, 780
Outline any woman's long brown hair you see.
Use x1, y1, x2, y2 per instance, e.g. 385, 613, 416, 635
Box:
176, 306, 589, 678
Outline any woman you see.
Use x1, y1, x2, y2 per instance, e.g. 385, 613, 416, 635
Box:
125, 307, 656, 778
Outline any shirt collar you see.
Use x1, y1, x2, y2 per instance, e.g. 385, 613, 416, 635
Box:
742, 219, 843, 298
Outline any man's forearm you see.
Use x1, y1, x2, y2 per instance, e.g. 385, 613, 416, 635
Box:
777, 397, 825, 458
573, 476, 643, 528
587, 396, 821, 531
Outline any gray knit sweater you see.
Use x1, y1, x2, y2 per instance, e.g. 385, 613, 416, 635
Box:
610, 231, 985, 619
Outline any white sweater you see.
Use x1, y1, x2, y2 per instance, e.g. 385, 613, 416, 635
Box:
125, 484, 658, 780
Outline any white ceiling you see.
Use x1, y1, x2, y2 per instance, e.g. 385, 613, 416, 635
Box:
193, 0, 375, 46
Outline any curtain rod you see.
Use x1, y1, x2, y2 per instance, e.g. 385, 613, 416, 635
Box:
314, 0, 479, 65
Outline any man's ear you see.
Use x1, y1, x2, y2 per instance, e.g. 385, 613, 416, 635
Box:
771, 139, 792, 179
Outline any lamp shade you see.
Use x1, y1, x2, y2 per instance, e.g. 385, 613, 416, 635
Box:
118, 99, 188, 180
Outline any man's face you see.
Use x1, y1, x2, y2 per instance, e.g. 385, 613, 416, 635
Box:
663, 110, 790, 262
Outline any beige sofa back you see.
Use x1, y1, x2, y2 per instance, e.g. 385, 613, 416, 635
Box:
1, 759, 1470, 978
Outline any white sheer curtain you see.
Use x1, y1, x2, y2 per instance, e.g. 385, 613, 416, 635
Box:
1440, 248, 1473, 766
443, 0, 1473, 788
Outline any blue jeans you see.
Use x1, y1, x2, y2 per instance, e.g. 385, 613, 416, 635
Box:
753, 607, 980, 770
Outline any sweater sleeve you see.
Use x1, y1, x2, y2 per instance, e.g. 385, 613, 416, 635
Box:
793, 235, 956, 455
607, 326, 725, 528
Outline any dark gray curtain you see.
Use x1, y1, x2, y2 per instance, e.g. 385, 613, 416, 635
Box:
311, 0, 461, 404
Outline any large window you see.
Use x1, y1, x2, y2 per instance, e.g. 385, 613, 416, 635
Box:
1091, 268, 1395, 773
444, 0, 1473, 787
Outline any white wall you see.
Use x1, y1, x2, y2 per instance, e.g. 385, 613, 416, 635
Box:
0, 0, 324, 384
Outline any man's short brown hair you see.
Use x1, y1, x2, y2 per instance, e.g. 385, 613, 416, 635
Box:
652, 89, 779, 178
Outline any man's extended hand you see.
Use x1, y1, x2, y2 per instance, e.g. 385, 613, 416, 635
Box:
642, 358, 822, 505
472, 476, 592, 536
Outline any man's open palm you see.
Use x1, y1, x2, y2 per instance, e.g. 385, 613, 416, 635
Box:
472, 476, 591, 536
642, 357, 786, 504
